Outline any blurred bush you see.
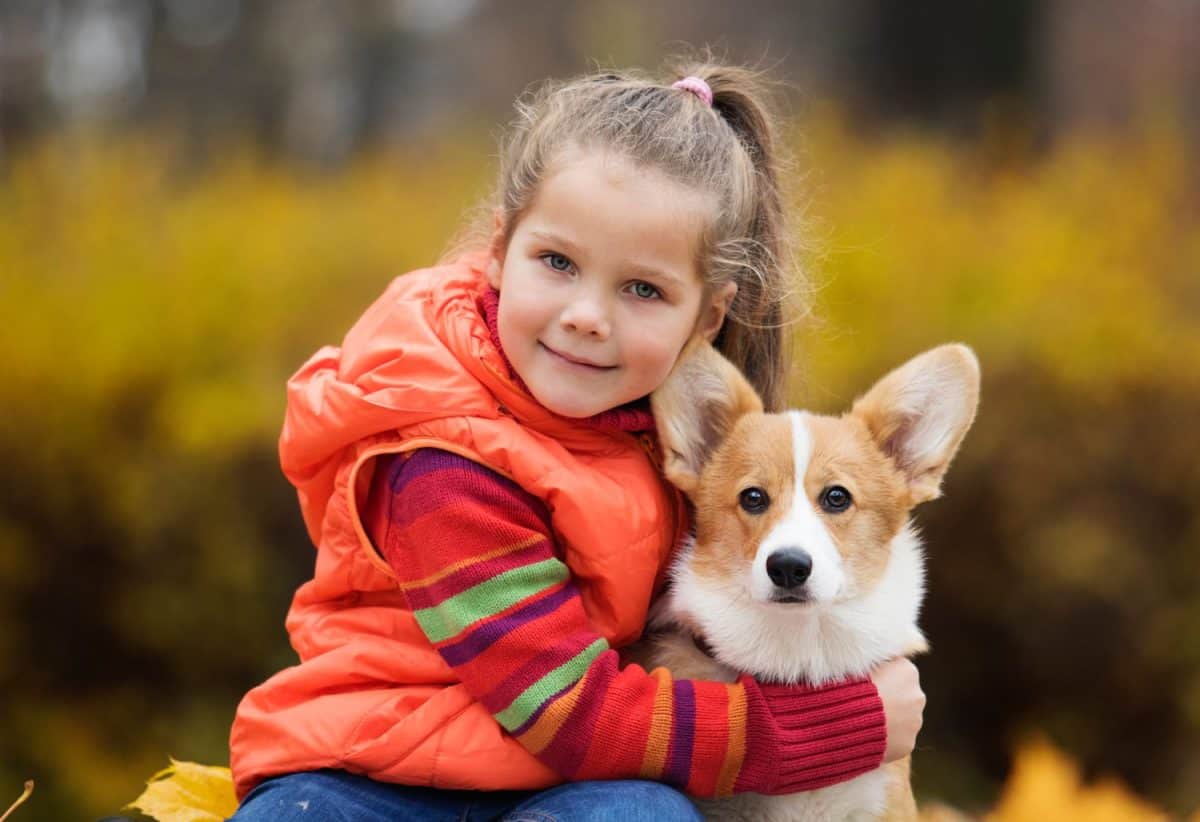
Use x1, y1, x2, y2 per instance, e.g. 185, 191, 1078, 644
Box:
1, 116, 1197, 819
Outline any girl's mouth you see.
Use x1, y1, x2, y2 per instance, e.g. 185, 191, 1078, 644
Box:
539, 342, 615, 370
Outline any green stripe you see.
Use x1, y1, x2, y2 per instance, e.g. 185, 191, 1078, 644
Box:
496, 637, 608, 730
413, 558, 569, 644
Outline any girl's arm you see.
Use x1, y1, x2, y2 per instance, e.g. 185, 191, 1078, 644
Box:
366, 449, 887, 797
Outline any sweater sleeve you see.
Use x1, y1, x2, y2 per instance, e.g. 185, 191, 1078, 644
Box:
364, 449, 887, 797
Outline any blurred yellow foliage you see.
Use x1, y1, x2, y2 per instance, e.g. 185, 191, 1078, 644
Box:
0, 134, 487, 458
796, 110, 1200, 406
986, 738, 1173, 822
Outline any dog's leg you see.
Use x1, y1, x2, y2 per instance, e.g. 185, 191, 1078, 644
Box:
881, 756, 918, 821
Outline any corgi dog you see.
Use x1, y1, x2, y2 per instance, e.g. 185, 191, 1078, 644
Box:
633, 339, 980, 821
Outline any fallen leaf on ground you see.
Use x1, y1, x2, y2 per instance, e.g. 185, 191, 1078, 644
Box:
126, 759, 236, 822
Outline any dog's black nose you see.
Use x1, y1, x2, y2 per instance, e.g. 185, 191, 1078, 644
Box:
766, 549, 813, 589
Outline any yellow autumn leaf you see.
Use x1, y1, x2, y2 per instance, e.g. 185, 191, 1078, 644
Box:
125, 759, 237, 822
986, 738, 1169, 822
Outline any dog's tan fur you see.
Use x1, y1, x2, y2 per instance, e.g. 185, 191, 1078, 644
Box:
627, 338, 980, 821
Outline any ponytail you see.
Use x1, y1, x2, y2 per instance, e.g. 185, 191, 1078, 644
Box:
691, 62, 796, 412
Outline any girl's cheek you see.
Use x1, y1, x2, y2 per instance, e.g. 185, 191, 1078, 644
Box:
651, 341, 688, 379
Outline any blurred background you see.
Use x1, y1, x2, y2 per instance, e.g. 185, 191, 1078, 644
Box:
2, 1, 1198, 819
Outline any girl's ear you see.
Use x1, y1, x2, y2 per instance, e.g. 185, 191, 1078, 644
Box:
696, 281, 738, 343
486, 210, 505, 289
651, 336, 763, 493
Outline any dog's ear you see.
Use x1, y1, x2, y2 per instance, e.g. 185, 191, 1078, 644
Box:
851, 344, 980, 504
651, 337, 763, 493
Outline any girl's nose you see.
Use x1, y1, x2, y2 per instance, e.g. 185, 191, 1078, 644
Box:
560, 294, 612, 339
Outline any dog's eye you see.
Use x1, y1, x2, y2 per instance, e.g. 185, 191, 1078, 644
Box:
739, 487, 770, 514
819, 485, 852, 513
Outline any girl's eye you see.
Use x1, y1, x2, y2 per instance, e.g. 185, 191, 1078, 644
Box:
819, 485, 853, 513
630, 281, 660, 300
543, 253, 572, 272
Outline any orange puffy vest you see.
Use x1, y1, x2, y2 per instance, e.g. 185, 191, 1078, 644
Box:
229, 253, 688, 800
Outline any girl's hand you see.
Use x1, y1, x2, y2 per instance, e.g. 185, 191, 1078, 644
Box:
871, 657, 925, 763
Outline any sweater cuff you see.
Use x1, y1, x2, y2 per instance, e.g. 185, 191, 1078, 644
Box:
735, 674, 887, 795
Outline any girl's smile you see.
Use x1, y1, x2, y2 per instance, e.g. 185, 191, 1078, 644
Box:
538, 341, 616, 371
486, 148, 734, 419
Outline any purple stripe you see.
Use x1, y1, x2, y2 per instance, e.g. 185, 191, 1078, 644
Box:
664, 679, 696, 787
438, 581, 578, 666
387, 449, 493, 492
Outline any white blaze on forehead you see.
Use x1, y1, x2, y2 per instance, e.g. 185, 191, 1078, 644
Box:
750, 411, 845, 603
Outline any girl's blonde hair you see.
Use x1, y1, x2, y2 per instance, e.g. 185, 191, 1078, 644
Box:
453, 55, 806, 412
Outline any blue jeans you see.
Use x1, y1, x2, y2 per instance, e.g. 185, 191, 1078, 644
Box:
230, 769, 703, 822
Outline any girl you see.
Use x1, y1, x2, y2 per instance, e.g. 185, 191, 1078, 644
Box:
229, 58, 924, 821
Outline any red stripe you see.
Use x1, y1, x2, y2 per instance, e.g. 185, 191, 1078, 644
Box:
535, 649, 622, 778
684, 680, 730, 796
438, 580, 578, 668
575, 661, 658, 779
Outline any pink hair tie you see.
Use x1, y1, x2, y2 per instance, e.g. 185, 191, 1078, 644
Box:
672, 76, 713, 107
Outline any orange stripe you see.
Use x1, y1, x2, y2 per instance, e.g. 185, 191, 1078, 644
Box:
517, 670, 590, 755
638, 667, 674, 778
715, 684, 748, 797
395, 534, 543, 591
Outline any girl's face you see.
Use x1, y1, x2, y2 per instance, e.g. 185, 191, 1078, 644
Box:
487, 149, 735, 419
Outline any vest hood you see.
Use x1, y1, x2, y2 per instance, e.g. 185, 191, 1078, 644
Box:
280, 253, 488, 543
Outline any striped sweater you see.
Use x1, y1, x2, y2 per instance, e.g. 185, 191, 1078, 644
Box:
364, 448, 887, 797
